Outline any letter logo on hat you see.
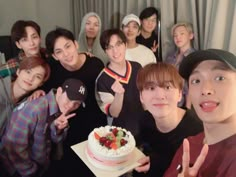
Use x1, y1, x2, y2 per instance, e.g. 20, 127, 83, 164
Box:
79, 85, 86, 95
62, 78, 88, 102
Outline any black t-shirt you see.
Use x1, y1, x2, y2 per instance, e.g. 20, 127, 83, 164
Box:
136, 32, 161, 61
42, 54, 107, 144
134, 109, 203, 177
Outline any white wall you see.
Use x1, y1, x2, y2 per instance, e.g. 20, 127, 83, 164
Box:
0, 0, 72, 46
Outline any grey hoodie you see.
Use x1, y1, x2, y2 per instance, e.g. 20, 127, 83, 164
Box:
78, 12, 109, 65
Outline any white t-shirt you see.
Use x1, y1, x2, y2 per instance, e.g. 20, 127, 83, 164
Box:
125, 44, 156, 67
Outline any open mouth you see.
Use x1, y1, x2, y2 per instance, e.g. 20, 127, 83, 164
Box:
200, 101, 220, 112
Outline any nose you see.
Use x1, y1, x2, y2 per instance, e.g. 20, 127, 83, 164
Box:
27, 74, 34, 82
63, 49, 69, 57
110, 45, 119, 52
175, 35, 180, 40
148, 20, 153, 25
154, 87, 165, 99
90, 24, 95, 29
127, 26, 133, 32
201, 80, 215, 96
29, 38, 34, 46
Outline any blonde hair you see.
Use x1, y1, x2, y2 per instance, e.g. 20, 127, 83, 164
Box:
171, 22, 193, 36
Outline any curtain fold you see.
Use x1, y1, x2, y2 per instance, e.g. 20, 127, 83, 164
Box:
72, 0, 160, 38
160, 0, 236, 60
72, 0, 236, 59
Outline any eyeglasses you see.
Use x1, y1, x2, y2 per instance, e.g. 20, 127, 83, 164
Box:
106, 41, 123, 51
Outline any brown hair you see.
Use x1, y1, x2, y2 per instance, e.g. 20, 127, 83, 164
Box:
46, 27, 75, 55
19, 56, 50, 82
136, 63, 184, 91
11, 20, 41, 42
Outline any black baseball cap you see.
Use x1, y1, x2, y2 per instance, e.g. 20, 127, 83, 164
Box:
62, 78, 87, 103
179, 49, 236, 80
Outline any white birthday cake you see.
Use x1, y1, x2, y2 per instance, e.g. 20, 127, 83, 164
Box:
86, 125, 136, 171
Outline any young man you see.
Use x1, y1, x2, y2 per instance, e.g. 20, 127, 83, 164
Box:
121, 14, 156, 66
133, 63, 202, 177
0, 20, 47, 78
2, 78, 87, 177
43, 27, 106, 177
164, 49, 236, 176
0, 56, 50, 177
78, 12, 109, 65
136, 7, 160, 61
0, 56, 50, 139
165, 22, 195, 69
97, 28, 144, 139
165, 22, 195, 108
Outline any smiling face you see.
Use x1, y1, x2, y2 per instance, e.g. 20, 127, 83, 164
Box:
52, 37, 79, 70
122, 21, 140, 42
16, 26, 41, 57
189, 60, 236, 124
15, 65, 46, 92
105, 34, 126, 64
137, 63, 183, 119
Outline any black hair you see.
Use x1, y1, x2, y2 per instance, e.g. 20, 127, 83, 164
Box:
100, 28, 126, 50
139, 7, 159, 20
11, 20, 41, 42
45, 27, 75, 54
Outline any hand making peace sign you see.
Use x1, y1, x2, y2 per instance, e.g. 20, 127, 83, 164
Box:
54, 108, 76, 131
178, 139, 209, 177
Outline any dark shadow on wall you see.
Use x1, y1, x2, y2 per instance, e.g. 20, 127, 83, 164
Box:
0, 36, 19, 60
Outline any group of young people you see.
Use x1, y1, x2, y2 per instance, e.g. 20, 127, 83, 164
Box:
0, 6, 236, 177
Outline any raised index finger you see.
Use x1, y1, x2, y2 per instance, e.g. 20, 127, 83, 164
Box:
153, 40, 156, 47
182, 139, 190, 172
65, 112, 76, 120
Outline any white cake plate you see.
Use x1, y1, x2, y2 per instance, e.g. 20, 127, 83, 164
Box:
71, 140, 146, 177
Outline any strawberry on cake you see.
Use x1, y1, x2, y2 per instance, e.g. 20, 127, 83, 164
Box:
86, 125, 136, 171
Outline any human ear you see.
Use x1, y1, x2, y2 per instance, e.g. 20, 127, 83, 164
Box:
74, 40, 79, 50
16, 69, 20, 76
189, 33, 194, 40
137, 28, 141, 35
52, 53, 59, 61
178, 90, 183, 102
139, 92, 144, 104
15, 41, 22, 49
139, 92, 147, 110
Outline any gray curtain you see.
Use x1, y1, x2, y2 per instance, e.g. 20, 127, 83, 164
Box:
72, 0, 236, 60
160, 0, 236, 60
72, 0, 160, 39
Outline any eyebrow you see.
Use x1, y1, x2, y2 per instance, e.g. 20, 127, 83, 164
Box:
54, 48, 62, 52
54, 41, 72, 52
